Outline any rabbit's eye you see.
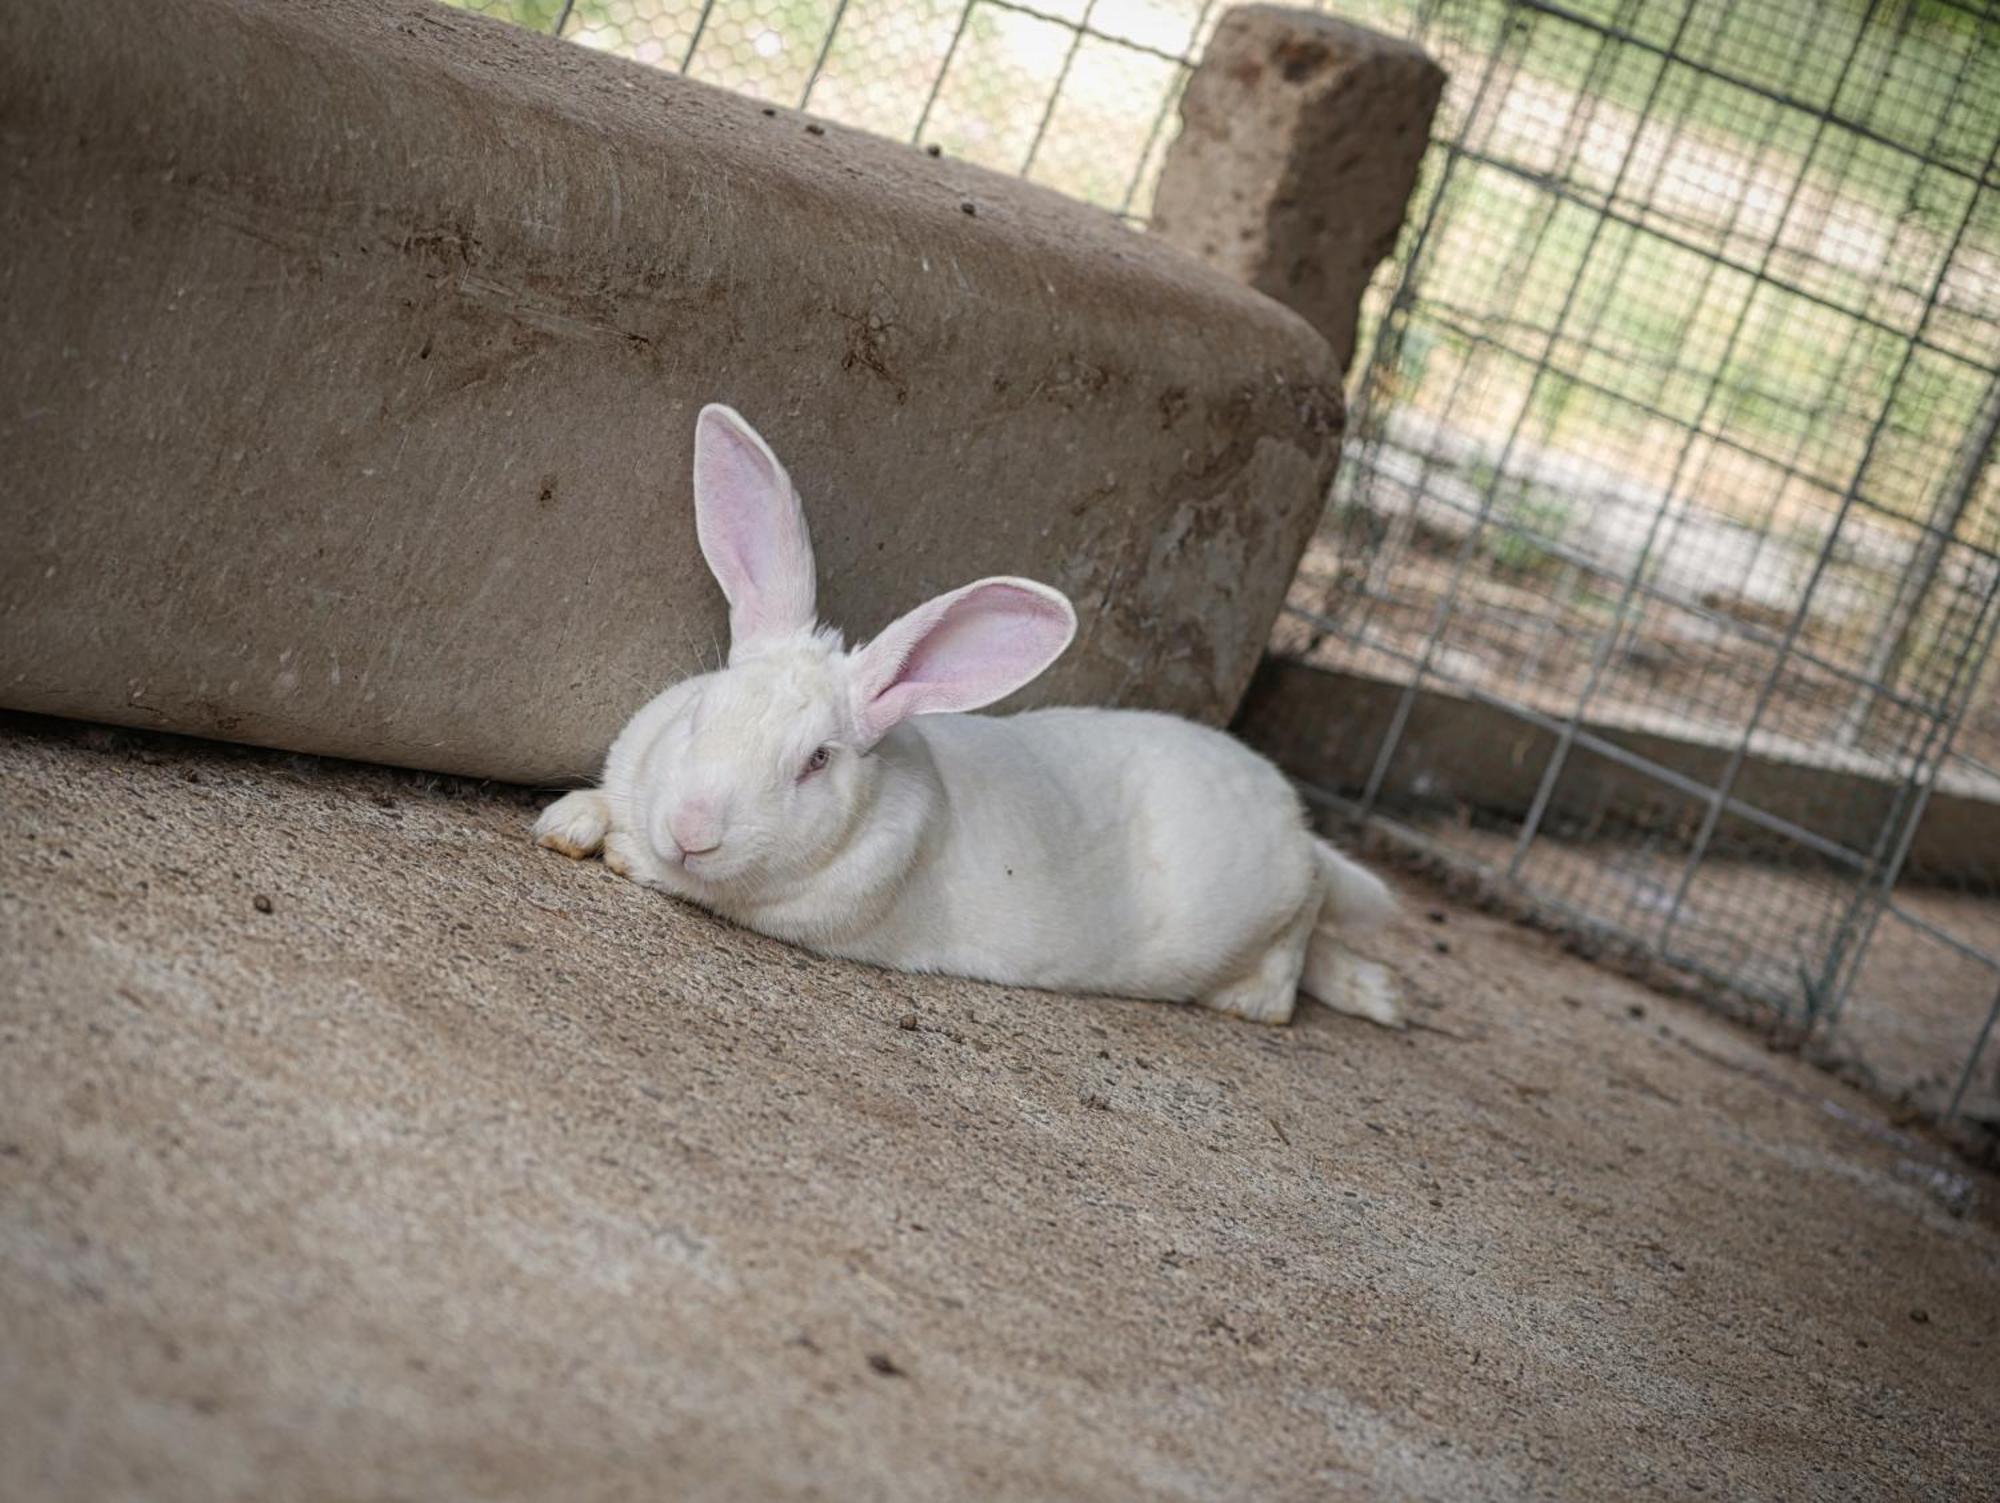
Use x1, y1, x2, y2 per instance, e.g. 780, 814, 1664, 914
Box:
800, 745, 831, 779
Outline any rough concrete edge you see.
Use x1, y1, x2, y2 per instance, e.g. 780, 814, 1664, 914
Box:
1238, 657, 2000, 887
295, 0, 1354, 356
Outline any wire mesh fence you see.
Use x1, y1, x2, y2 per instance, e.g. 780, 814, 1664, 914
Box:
1294, 0, 2000, 1133
448, 0, 1482, 216
449, 0, 2000, 1133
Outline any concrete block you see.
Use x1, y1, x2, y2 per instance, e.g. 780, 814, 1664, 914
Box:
1151, 6, 1445, 370
0, 0, 1342, 785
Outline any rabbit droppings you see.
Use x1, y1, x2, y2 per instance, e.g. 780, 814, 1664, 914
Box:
534, 405, 1402, 1028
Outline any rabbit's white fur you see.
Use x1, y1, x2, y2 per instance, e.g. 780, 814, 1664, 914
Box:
536, 405, 1401, 1027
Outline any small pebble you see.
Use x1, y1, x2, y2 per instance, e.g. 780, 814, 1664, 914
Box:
1911, 1308, 1930, 1324
925, 143, 941, 157
1432, 938, 1451, 955
960, 200, 977, 216
804, 122, 825, 136
897, 1013, 919, 1031
1426, 909, 1447, 924
761, 106, 776, 116
865, 1352, 905, 1377
252, 894, 273, 914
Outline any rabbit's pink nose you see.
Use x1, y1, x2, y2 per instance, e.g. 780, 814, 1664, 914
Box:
668, 801, 724, 858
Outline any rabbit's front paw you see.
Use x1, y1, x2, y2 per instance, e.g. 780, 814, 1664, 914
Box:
534, 790, 610, 860
602, 830, 642, 880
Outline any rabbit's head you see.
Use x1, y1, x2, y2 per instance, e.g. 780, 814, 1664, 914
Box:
615, 405, 1075, 894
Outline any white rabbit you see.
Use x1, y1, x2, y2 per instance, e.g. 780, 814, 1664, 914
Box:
534, 405, 1402, 1027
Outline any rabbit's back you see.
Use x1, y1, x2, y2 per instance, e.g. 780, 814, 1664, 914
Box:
867, 708, 1319, 1000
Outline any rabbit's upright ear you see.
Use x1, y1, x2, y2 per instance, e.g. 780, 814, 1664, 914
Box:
848, 578, 1076, 748
693, 405, 818, 652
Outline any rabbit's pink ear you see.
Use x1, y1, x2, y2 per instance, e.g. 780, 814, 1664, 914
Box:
849, 578, 1077, 747
693, 404, 818, 651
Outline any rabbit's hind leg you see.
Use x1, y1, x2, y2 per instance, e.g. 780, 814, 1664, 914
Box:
1301, 930, 1404, 1029
1198, 901, 1316, 1026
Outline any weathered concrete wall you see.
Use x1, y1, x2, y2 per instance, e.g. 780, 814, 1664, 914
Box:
1152, 6, 1444, 371
0, 0, 1341, 785
1239, 659, 2000, 885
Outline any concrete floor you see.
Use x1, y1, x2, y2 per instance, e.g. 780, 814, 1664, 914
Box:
2, 714, 1996, 1500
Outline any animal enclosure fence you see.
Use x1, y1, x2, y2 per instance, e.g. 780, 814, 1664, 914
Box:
1291, 0, 2000, 1137
454, 0, 2000, 1131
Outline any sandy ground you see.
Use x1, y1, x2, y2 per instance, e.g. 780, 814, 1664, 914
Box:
1362, 813, 2000, 1132
2, 713, 1996, 1501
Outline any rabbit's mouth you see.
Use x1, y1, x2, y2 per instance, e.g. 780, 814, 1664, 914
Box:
656, 841, 758, 893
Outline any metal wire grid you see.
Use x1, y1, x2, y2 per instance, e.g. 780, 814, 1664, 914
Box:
446, 0, 1498, 218
451, 0, 2000, 1127
1301, 0, 2000, 1126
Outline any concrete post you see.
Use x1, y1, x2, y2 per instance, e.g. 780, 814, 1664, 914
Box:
1151, 6, 1446, 372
